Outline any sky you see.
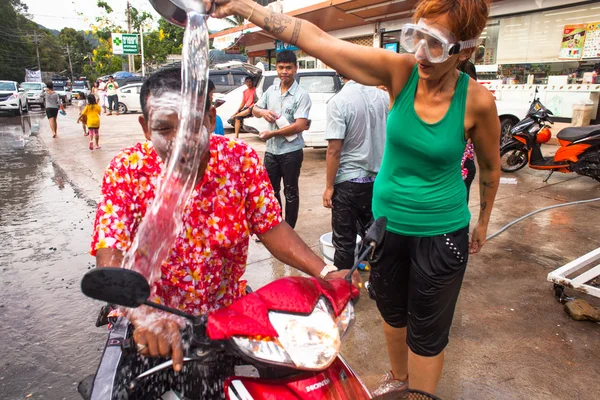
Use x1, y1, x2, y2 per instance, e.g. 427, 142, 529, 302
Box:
23, 0, 230, 33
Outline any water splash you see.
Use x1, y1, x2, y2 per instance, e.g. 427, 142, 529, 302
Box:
121, 11, 210, 288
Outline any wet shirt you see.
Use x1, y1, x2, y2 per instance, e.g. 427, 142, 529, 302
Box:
45, 92, 60, 109
90, 136, 282, 315
256, 80, 311, 155
325, 81, 388, 185
82, 104, 101, 128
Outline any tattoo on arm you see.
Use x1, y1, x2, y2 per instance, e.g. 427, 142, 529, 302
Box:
264, 12, 292, 35
481, 201, 488, 211
290, 19, 302, 45
481, 180, 494, 197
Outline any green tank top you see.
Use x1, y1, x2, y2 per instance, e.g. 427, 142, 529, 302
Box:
373, 65, 470, 236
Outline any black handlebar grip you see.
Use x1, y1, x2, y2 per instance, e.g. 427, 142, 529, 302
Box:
122, 337, 137, 355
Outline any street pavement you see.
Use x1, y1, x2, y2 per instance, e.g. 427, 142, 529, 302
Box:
2, 105, 600, 399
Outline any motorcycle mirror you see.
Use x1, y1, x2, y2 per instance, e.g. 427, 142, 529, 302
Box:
81, 268, 150, 308
363, 217, 387, 247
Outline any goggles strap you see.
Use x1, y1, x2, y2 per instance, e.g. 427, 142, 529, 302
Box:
449, 38, 480, 55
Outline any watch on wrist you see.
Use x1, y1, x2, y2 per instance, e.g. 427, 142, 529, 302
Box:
319, 264, 339, 279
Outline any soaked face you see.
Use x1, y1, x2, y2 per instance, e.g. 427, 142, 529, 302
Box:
414, 14, 471, 81
276, 62, 297, 86
139, 89, 216, 162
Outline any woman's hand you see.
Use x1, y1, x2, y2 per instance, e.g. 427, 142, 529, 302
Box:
132, 317, 184, 372
203, 0, 247, 18
469, 221, 488, 254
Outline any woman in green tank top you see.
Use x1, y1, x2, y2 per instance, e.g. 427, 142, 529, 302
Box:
209, 0, 501, 395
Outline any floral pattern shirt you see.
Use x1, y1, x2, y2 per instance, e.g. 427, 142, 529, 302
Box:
461, 142, 475, 180
90, 136, 282, 315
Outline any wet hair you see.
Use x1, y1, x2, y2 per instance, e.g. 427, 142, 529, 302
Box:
413, 0, 490, 42
46, 82, 53, 90
245, 76, 253, 82
140, 67, 215, 119
276, 50, 297, 65
109, 75, 114, 79
87, 94, 97, 104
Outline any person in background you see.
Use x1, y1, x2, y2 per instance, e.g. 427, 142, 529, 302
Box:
45, 82, 65, 139
77, 94, 88, 136
230, 76, 257, 138
322, 74, 389, 270
80, 95, 102, 150
458, 59, 478, 201
91, 81, 99, 102
97, 78, 107, 114
253, 50, 311, 231
106, 76, 119, 116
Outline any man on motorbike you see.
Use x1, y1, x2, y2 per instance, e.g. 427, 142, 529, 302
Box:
90, 68, 355, 379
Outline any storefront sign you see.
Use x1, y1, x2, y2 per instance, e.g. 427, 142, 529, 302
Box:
583, 22, 600, 59
559, 25, 586, 60
111, 33, 139, 55
384, 42, 399, 52
275, 40, 299, 53
25, 69, 41, 82
214, 32, 241, 50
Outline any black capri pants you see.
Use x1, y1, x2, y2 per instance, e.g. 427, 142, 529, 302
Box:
369, 225, 469, 357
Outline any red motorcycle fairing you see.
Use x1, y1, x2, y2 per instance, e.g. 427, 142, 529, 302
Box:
225, 357, 371, 400
207, 277, 359, 340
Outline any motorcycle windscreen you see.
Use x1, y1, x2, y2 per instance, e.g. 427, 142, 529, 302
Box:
224, 357, 370, 400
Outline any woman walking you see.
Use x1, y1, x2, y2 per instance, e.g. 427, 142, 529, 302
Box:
207, 0, 501, 395
45, 82, 65, 139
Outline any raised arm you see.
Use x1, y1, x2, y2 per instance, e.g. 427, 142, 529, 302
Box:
209, 0, 414, 90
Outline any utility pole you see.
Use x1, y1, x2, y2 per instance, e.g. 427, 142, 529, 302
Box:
127, 1, 134, 73
141, 26, 146, 77
65, 43, 74, 82
33, 29, 41, 72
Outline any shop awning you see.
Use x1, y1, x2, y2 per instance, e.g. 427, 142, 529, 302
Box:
210, 0, 510, 47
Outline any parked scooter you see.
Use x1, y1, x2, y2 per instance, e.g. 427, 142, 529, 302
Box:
500, 94, 600, 182
79, 220, 393, 400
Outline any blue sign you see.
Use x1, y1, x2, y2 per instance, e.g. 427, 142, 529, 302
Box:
385, 42, 399, 53
275, 40, 299, 53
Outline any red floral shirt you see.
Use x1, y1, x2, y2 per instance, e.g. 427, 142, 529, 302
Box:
90, 135, 282, 315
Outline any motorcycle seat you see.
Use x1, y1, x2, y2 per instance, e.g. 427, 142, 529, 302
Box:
557, 125, 600, 142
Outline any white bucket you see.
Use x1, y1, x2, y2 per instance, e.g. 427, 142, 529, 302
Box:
318, 232, 361, 264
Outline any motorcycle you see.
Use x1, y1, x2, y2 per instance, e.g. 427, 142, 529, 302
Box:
79, 218, 421, 400
500, 94, 600, 182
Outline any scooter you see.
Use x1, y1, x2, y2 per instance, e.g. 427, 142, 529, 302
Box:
78, 220, 391, 400
500, 95, 600, 183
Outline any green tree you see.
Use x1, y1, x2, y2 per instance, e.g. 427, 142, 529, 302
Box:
58, 27, 94, 77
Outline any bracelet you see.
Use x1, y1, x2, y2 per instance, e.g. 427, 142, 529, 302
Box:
247, 1, 257, 21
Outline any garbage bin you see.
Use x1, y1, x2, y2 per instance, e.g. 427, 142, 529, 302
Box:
572, 100, 595, 127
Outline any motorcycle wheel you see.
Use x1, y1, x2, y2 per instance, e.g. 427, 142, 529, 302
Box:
500, 144, 529, 172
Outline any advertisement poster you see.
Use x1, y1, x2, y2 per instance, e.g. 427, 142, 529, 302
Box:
583, 22, 600, 59
559, 24, 586, 60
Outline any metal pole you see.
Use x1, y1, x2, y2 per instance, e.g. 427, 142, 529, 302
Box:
34, 29, 41, 72
66, 44, 74, 82
140, 27, 145, 77
127, 1, 133, 72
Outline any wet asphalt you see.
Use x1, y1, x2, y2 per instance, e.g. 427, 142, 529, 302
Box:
0, 111, 104, 399
1, 107, 599, 400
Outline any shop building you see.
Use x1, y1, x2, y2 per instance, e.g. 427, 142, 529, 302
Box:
210, 0, 600, 120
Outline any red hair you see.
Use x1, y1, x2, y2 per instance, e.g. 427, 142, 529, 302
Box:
413, 0, 491, 41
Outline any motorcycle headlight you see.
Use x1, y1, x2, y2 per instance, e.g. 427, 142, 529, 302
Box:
232, 297, 354, 371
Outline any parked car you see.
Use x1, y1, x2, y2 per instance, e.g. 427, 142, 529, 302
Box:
20, 82, 46, 108
72, 79, 91, 100
117, 83, 143, 114
209, 67, 253, 94
51, 78, 72, 104
214, 62, 342, 148
0, 80, 28, 115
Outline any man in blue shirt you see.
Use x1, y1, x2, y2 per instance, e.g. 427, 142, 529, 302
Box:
253, 51, 312, 229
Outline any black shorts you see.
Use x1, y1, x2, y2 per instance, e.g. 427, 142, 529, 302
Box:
235, 105, 253, 120
46, 108, 59, 119
369, 226, 469, 357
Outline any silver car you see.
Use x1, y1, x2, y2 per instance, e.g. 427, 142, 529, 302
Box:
0, 80, 28, 115
21, 82, 47, 108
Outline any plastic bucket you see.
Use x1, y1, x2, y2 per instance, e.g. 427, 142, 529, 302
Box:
318, 232, 361, 264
